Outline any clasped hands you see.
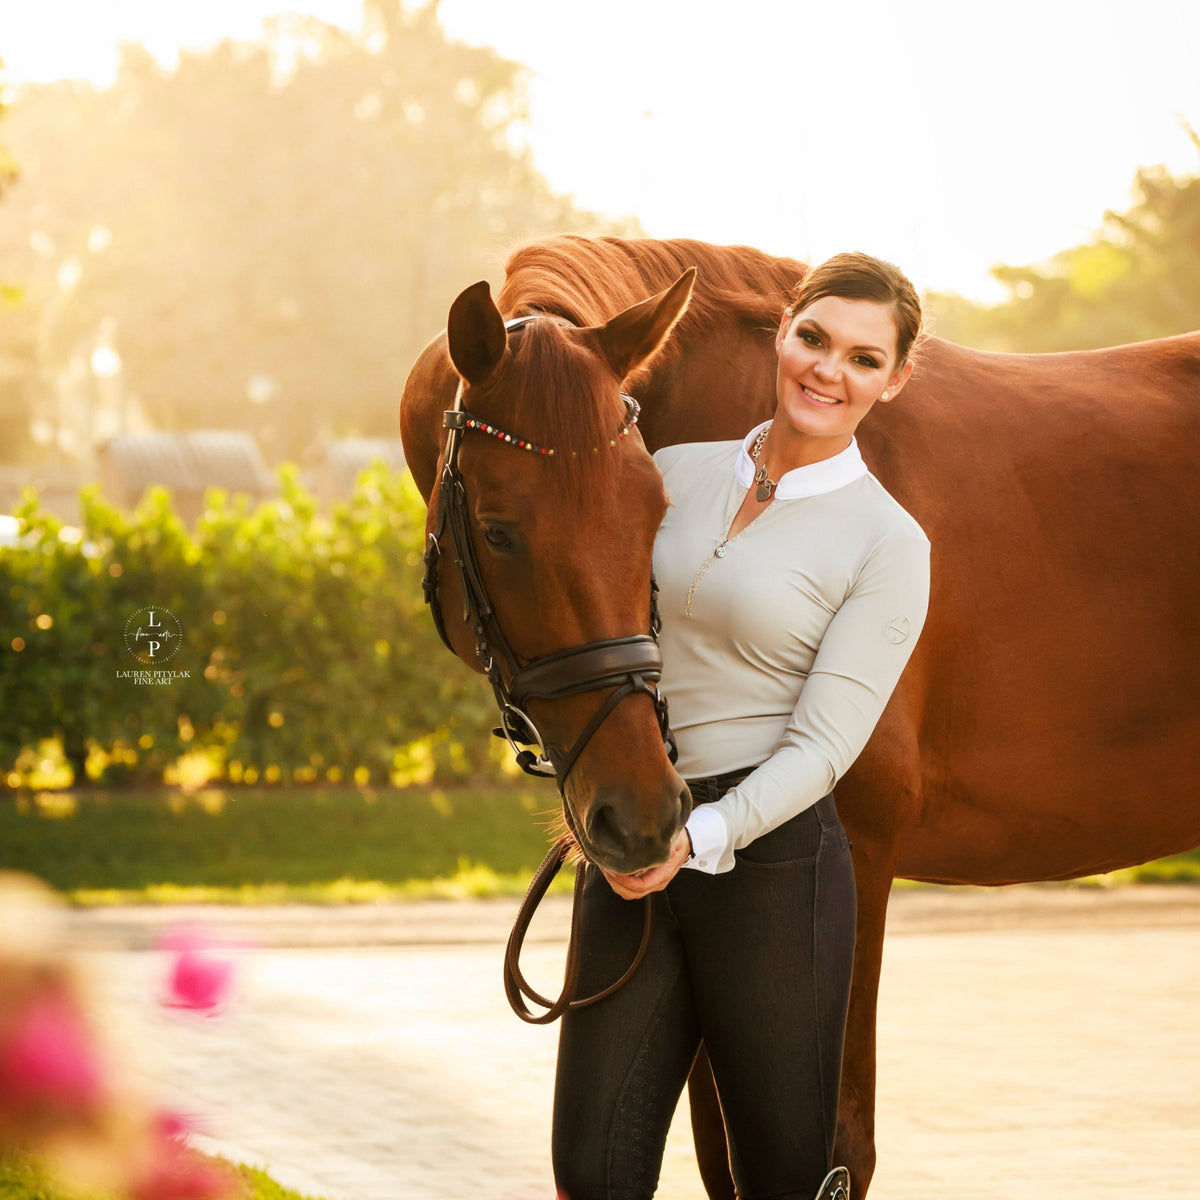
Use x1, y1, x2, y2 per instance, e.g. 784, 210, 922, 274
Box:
600, 828, 692, 900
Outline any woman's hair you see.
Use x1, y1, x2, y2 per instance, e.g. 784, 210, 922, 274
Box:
785, 252, 923, 364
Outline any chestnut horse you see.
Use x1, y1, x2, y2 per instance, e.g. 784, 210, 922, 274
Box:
399, 236, 1200, 1197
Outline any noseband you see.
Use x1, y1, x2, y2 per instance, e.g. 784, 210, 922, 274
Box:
421, 314, 677, 799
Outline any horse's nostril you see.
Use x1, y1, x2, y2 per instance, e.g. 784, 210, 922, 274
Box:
584, 788, 683, 874
678, 781, 693, 822
587, 803, 626, 857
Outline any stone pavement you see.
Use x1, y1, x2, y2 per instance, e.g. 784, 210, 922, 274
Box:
67, 886, 1200, 1200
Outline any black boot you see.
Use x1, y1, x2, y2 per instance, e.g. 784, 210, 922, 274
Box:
814, 1166, 850, 1200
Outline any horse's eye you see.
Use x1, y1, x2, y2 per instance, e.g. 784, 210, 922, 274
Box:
481, 524, 513, 550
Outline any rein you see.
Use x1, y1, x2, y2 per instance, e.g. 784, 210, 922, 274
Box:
503, 835, 654, 1024
421, 314, 675, 1023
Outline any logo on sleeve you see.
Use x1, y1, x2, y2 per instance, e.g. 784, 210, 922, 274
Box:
885, 617, 911, 645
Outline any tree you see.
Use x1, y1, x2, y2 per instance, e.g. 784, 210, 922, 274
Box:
0, 9, 639, 464
0, 55, 31, 459
927, 143, 1200, 353
0, 56, 16, 200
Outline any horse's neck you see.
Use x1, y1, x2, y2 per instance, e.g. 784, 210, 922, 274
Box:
640, 320, 779, 453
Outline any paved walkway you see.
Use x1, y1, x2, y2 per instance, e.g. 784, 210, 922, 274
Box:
68, 886, 1200, 1200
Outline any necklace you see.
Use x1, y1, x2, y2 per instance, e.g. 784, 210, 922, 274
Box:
751, 422, 778, 502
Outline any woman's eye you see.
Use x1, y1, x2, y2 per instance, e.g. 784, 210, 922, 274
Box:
854, 356, 880, 369
800, 331, 821, 346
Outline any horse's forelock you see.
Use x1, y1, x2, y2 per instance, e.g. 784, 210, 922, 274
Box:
472, 320, 626, 496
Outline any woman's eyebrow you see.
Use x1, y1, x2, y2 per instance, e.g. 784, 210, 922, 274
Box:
797, 318, 886, 357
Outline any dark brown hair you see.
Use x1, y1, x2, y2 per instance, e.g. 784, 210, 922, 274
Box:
786, 252, 923, 364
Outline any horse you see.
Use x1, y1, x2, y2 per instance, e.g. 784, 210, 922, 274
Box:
399, 235, 1200, 1197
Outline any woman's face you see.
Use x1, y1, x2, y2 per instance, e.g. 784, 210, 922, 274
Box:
773, 295, 913, 444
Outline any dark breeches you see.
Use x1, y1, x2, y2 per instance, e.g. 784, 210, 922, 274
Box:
552, 783, 857, 1200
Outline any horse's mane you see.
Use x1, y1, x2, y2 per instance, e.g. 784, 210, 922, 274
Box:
497, 236, 807, 346
482, 237, 806, 494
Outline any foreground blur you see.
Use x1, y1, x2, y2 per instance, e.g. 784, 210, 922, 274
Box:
0, 872, 235, 1199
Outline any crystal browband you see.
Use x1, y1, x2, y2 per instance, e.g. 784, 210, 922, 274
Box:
444, 393, 641, 456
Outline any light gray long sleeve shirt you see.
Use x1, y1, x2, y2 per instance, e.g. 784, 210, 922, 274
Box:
653, 425, 930, 873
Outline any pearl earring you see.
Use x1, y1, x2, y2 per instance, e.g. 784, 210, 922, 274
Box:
880, 389, 890, 400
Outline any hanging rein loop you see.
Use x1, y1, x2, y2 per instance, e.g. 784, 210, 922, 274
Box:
420, 314, 678, 1023
502, 835, 655, 1024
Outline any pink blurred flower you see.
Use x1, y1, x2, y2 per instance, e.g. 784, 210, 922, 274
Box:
158, 927, 237, 1015
153, 1108, 201, 1141
0, 989, 104, 1109
131, 1121, 235, 1200
0, 878, 233, 1198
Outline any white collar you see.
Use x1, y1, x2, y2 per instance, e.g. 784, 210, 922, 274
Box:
734, 421, 868, 499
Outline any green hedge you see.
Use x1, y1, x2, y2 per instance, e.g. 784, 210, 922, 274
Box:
0, 466, 501, 787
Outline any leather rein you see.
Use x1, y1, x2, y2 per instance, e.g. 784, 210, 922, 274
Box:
420, 314, 676, 1023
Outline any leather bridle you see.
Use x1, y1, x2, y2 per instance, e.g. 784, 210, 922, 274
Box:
420, 314, 678, 1022
421, 315, 676, 795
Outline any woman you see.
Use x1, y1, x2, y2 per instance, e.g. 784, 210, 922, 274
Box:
552, 253, 930, 1200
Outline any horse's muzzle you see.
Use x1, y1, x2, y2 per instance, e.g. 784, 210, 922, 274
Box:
574, 774, 691, 874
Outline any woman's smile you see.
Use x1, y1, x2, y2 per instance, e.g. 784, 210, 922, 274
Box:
800, 383, 842, 406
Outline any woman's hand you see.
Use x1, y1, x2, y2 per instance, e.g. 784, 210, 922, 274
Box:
601, 828, 692, 900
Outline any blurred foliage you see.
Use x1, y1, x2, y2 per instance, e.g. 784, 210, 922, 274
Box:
0, 58, 15, 199
0, 463, 503, 787
0, 56, 22, 459
0, 4, 639, 464
928, 144, 1200, 352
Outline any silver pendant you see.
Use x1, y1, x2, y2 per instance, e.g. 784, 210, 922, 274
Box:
753, 463, 775, 502
714, 542, 728, 558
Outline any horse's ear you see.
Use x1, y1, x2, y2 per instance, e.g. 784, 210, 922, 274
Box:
592, 268, 696, 380
447, 280, 507, 386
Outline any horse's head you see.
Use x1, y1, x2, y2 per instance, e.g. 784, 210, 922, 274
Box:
426, 269, 696, 874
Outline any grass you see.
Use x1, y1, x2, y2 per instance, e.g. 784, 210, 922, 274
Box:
0, 784, 576, 904
0, 784, 1195, 905
0, 1152, 330, 1199
227, 1163, 333, 1200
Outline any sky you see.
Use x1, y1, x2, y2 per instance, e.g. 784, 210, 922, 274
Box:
3, 0, 1199, 300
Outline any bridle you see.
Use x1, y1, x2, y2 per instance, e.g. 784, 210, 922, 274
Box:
421, 314, 676, 795
420, 314, 678, 1022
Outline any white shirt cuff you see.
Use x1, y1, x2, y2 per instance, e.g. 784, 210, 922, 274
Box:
681, 806, 729, 874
